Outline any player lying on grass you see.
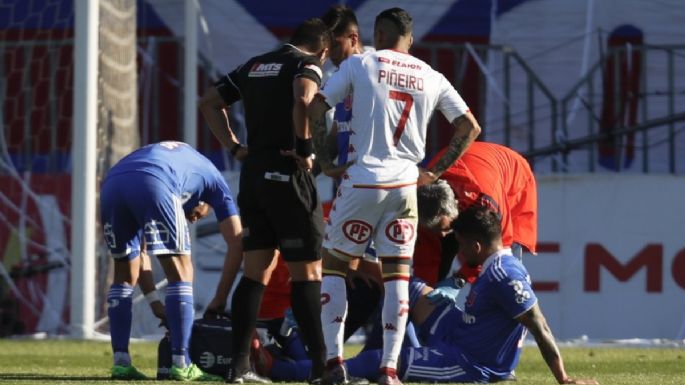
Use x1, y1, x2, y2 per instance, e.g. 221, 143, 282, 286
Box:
251, 207, 599, 384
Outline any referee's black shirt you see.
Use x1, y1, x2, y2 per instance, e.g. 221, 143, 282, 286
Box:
214, 44, 323, 172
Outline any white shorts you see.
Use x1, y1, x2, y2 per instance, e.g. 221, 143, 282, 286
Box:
323, 184, 418, 259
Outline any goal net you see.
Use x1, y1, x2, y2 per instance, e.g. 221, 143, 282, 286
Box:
0, 0, 143, 337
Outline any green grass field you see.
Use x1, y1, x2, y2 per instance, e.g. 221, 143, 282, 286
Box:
0, 339, 683, 384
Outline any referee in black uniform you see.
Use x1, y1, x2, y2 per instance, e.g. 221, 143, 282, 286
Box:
199, 18, 331, 383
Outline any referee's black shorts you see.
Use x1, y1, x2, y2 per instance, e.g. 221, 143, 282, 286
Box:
238, 166, 324, 262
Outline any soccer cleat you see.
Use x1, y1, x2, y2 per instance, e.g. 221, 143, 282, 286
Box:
377, 369, 402, 385
377, 374, 402, 385
170, 363, 223, 382
226, 369, 272, 384
322, 363, 369, 385
111, 364, 148, 380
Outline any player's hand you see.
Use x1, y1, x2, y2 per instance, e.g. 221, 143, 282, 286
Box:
203, 297, 229, 320
149, 301, 167, 329
426, 286, 461, 306
321, 160, 354, 179
280, 149, 313, 171
561, 379, 599, 384
417, 168, 439, 186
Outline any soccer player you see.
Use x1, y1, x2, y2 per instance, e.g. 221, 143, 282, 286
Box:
100, 141, 240, 381
415, 141, 538, 290
317, 5, 365, 181
308, 8, 481, 385
254, 207, 599, 385
199, 18, 331, 383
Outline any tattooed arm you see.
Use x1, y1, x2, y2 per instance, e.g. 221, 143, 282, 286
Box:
308, 95, 335, 171
418, 111, 481, 186
518, 303, 599, 384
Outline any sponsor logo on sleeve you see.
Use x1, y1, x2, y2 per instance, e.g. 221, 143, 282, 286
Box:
248, 62, 283, 77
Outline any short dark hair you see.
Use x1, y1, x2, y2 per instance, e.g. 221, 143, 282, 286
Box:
375, 7, 413, 36
321, 5, 359, 37
417, 180, 459, 228
452, 206, 502, 246
290, 18, 332, 53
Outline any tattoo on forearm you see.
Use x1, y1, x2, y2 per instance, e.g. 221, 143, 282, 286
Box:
431, 115, 473, 175
312, 114, 333, 167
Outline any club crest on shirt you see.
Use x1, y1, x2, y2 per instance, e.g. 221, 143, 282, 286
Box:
248, 62, 283, 77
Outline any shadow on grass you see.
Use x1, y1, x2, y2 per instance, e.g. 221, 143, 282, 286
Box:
0, 373, 155, 381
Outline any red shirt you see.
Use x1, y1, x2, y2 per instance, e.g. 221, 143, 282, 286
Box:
414, 142, 538, 283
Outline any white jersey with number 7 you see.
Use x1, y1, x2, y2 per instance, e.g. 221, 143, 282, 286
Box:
319, 49, 470, 187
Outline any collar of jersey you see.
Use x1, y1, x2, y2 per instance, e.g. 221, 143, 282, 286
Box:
479, 248, 513, 277
284, 43, 315, 56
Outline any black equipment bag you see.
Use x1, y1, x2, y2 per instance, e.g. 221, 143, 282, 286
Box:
157, 318, 233, 379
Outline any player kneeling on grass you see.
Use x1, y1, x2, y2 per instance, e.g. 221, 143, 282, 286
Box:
101, 141, 243, 381
252, 207, 599, 384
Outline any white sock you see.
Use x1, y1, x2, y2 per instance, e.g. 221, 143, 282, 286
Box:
172, 354, 187, 368
113, 351, 131, 366
381, 278, 409, 369
321, 275, 348, 362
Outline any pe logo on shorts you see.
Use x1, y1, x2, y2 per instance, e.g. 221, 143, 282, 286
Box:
385, 219, 415, 244
342, 220, 372, 244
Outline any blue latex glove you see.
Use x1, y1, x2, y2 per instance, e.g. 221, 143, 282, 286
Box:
426, 286, 461, 306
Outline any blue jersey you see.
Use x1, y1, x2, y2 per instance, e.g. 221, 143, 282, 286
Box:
333, 95, 354, 166
101, 142, 237, 259
106, 141, 237, 221
447, 249, 536, 376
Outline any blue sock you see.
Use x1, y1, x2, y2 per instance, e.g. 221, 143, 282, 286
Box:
107, 284, 134, 362
166, 281, 194, 366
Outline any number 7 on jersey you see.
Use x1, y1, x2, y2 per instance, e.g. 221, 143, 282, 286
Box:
389, 90, 414, 146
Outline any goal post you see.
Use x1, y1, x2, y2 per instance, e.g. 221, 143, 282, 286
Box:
70, 0, 99, 339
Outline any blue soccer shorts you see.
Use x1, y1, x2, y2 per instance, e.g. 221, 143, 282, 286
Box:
100, 172, 191, 260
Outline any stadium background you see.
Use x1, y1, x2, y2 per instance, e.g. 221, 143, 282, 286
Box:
0, 0, 684, 343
